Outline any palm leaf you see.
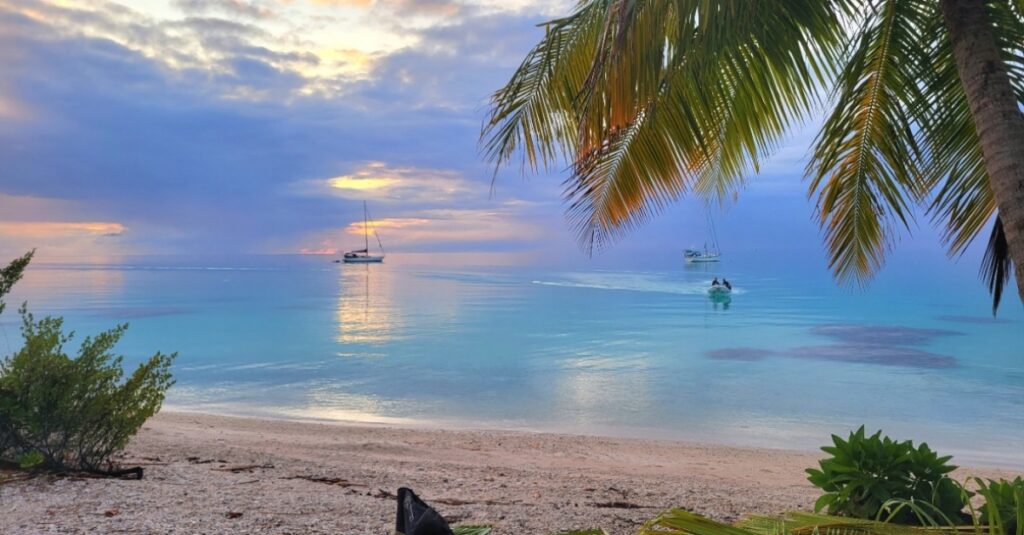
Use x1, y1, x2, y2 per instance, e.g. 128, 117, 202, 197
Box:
807, 0, 934, 285
527, 0, 852, 251
981, 216, 1012, 316
918, 0, 1024, 260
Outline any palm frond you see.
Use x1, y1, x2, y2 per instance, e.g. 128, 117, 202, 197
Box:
532, 0, 852, 251
918, 0, 1024, 259
638, 509, 952, 535
807, 0, 934, 285
480, 1, 605, 176
981, 216, 1012, 316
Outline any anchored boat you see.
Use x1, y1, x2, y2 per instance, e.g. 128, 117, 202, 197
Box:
342, 201, 385, 264
684, 211, 722, 263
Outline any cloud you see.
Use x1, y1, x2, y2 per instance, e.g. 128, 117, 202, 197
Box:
0, 220, 128, 259
0, 0, 582, 259
309, 161, 479, 204
172, 0, 276, 20
0, 221, 125, 237
298, 205, 544, 253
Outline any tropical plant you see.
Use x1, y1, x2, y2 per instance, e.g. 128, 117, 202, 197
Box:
974, 477, 1024, 535
638, 509, 954, 535
482, 0, 1024, 312
805, 427, 967, 525
0, 252, 176, 474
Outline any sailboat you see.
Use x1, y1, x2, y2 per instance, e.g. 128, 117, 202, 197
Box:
683, 212, 722, 263
342, 201, 385, 263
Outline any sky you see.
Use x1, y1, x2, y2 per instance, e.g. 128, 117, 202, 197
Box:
0, 0, 1000, 280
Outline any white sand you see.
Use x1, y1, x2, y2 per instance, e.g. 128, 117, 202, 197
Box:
2, 411, 1019, 534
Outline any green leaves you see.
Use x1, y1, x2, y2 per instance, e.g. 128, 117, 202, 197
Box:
808, 0, 931, 284
483, 0, 852, 252
0, 253, 176, 473
15, 451, 43, 469
0, 250, 33, 316
483, 0, 1024, 308
806, 426, 966, 526
975, 477, 1024, 535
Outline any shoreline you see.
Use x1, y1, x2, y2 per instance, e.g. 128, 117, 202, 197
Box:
3, 411, 1021, 534
163, 404, 1024, 470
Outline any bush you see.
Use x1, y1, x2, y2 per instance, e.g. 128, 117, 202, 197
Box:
806, 426, 968, 525
976, 477, 1023, 535
0, 252, 175, 473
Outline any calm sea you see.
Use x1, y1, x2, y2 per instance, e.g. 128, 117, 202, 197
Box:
3, 251, 1022, 466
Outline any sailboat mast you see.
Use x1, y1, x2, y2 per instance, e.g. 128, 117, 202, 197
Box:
363, 201, 369, 252
707, 211, 721, 253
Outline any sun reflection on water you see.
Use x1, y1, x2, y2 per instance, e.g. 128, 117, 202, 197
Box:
334, 263, 400, 345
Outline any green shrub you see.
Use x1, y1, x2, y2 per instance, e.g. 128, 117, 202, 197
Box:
0, 252, 176, 473
975, 477, 1023, 535
806, 426, 967, 525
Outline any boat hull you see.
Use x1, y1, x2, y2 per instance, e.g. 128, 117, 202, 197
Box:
685, 256, 720, 263
342, 255, 384, 263
707, 286, 731, 296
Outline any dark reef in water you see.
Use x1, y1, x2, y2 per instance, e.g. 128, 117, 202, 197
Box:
705, 348, 776, 361
789, 344, 957, 369
809, 324, 961, 346
707, 323, 960, 369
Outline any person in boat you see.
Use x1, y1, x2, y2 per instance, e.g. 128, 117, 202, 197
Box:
723, 279, 732, 290
712, 277, 720, 286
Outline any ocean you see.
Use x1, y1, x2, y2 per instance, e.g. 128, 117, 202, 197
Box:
3, 251, 1022, 466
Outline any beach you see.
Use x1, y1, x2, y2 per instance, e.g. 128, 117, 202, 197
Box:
2, 411, 1019, 535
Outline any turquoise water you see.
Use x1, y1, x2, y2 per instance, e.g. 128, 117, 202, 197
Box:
3, 252, 1022, 466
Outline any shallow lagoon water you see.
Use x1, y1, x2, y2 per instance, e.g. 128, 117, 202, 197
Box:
4, 252, 1023, 466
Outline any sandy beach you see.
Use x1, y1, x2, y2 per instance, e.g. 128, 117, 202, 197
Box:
1, 412, 1018, 535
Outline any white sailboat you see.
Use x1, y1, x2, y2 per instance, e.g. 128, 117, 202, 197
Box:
684, 212, 722, 263
342, 201, 385, 264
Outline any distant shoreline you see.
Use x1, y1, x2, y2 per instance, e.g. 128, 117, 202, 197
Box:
3, 411, 1020, 534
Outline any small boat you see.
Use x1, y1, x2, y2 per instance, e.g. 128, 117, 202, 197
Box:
707, 285, 731, 297
342, 201, 385, 264
684, 248, 721, 263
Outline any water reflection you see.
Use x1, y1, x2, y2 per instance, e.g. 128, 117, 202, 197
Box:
335, 263, 400, 345
708, 293, 731, 310
12, 265, 125, 309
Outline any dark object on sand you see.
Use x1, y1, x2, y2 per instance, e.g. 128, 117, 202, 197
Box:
396, 487, 454, 535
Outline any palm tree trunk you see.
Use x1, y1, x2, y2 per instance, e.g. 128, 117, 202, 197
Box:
941, 0, 1024, 305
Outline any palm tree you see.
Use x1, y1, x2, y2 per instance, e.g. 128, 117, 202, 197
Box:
481, 0, 1024, 312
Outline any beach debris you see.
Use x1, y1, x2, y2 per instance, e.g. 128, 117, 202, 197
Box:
225, 511, 243, 519
211, 463, 274, 473
186, 457, 226, 464
286, 475, 367, 488
589, 501, 651, 509
372, 487, 395, 499
103, 508, 120, 517
395, 487, 454, 535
